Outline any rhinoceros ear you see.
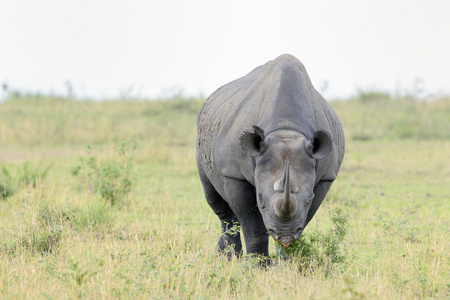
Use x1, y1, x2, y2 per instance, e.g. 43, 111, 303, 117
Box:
240, 125, 265, 157
308, 130, 332, 160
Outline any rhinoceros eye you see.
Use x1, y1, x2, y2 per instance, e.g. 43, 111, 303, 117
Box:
258, 193, 267, 209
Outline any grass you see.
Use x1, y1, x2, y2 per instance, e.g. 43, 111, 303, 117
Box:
0, 93, 449, 298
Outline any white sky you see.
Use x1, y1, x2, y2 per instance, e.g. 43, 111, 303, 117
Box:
1, 0, 449, 100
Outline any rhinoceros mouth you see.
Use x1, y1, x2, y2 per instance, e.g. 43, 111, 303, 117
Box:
267, 227, 303, 248
280, 241, 292, 248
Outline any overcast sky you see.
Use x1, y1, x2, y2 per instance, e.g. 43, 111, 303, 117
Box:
1, 0, 449, 100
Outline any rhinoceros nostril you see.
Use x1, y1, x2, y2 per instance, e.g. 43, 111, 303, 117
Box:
268, 230, 279, 240
293, 227, 303, 239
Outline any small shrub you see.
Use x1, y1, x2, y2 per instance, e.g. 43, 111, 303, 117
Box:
71, 141, 136, 205
222, 223, 241, 256
277, 208, 349, 274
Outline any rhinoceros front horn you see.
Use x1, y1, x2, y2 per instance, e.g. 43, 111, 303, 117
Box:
274, 161, 297, 220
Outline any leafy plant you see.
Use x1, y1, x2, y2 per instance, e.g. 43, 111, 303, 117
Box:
277, 208, 349, 274
222, 223, 241, 256
71, 141, 136, 205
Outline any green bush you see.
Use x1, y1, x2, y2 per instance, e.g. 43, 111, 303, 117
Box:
277, 208, 349, 274
71, 141, 136, 205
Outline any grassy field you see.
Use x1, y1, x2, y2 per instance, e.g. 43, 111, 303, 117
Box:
0, 94, 449, 299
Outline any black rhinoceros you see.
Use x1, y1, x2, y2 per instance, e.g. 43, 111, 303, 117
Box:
196, 54, 345, 259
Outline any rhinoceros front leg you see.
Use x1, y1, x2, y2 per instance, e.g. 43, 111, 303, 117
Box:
198, 169, 243, 258
223, 177, 269, 259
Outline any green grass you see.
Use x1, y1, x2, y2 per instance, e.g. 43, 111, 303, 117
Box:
0, 94, 449, 298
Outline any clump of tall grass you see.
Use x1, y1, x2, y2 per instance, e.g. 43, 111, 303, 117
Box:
38, 199, 115, 232
17, 162, 52, 188
0, 202, 64, 255
0, 162, 51, 199
0, 198, 116, 256
71, 141, 136, 205
71, 199, 116, 231
19, 223, 63, 255
0, 167, 14, 199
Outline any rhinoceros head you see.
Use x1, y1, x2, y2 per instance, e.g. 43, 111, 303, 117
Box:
241, 125, 332, 247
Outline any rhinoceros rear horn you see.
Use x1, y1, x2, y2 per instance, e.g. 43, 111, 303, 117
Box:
240, 125, 264, 156
308, 130, 333, 160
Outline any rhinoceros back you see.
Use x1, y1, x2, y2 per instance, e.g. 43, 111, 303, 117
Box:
197, 64, 268, 177
197, 54, 344, 181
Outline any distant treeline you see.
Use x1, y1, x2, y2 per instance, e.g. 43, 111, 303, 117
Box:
0, 90, 449, 147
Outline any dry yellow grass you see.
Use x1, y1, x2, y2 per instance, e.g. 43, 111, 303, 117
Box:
0, 96, 448, 298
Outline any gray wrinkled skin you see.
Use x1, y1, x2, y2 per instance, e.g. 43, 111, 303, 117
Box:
196, 54, 345, 259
